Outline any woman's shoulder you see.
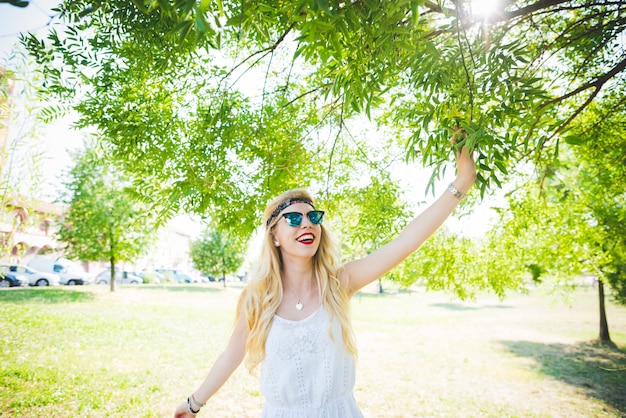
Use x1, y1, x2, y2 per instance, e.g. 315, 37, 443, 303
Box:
336, 265, 357, 296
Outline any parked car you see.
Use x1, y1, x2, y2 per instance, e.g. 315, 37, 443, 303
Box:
125, 271, 154, 284
152, 271, 165, 282
154, 268, 178, 282
173, 272, 194, 283
0, 272, 29, 287
0, 264, 61, 287
96, 269, 143, 285
27, 257, 93, 285
139, 270, 163, 284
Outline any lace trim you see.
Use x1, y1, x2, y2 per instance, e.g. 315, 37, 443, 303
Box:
270, 307, 326, 361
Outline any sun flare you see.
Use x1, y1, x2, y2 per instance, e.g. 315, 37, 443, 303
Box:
470, 0, 500, 20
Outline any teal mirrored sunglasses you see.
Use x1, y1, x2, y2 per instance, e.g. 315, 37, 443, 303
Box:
281, 210, 325, 227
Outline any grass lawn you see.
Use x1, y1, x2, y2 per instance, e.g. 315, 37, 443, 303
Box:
0, 283, 624, 417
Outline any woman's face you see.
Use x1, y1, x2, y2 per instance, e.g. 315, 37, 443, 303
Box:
271, 202, 323, 261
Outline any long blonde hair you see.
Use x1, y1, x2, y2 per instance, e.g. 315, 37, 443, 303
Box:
237, 188, 357, 373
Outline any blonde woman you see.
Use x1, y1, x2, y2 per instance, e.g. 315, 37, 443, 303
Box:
174, 142, 476, 417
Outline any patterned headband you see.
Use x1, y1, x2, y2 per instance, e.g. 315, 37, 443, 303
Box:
265, 197, 315, 228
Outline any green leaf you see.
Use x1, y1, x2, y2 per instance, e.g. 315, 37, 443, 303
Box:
157, 0, 171, 12
315, 0, 331, 14
176, 20, 194, 42
494, 160, 508, 174
199, 0, 211, 13
410, 0, 420, 25
564, 135, 585, 145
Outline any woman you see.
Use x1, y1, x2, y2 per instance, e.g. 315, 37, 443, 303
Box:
175, 140, 476, 417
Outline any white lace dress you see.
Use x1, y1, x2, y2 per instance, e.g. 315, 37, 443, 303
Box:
260, 307, 363, 418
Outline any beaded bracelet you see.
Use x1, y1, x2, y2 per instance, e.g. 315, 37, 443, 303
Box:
187, 396, 200, 415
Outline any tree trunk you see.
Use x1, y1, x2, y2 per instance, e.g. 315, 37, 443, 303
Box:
110, 255, 116, 292
598, 278, 611, 343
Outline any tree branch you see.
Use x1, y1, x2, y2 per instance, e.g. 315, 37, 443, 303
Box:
498, 0, 582, 22
523, 12, 626, 83
540, 57, 626, 109
550, 13, 626, 53
487, 0, 626, 25
220, 22, 297, 88
542, 58, 626, 140
423, 1, 455, 16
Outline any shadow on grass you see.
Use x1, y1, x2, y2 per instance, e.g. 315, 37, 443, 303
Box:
500, 339, 626, 413
430, 302, 514, 311
0, 287, 96, 304
354, 291, 388, 299
136, 284, 225, 294
354, 288, 418, 299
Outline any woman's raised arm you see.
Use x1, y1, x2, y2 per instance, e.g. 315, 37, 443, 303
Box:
342, 139, 476, 295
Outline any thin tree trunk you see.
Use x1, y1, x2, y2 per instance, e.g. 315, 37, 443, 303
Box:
598, 278, 611, 343
110, 255, 116, 292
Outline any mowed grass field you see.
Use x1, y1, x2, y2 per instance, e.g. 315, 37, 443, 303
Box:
0, 283, 625, 417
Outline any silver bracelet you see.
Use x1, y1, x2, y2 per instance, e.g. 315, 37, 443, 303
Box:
190, 393, 206, 408
447, 183, 466, 200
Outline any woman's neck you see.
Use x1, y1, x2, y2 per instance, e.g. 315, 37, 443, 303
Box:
282, 260, 315, 294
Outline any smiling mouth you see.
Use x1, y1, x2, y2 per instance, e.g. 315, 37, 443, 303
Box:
297, 234, 315, 244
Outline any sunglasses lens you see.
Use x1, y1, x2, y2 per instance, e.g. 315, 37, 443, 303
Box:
281, 211, 324, 227
283, 213, 303, 227
308, 211, 324, 225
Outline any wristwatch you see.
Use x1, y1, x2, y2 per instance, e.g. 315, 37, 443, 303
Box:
447, 183, 466, 200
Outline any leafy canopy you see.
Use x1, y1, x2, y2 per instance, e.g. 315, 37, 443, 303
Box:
18, 0, 626, 248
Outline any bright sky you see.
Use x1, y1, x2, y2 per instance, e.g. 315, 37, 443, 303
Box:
470, 0, 501, 20
0, 1, 59, 53
1, 1, 83, 202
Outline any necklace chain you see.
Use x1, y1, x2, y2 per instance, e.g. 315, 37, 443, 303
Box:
284, 283, 312, 311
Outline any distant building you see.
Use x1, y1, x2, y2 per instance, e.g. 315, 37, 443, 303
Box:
0, 195, 64, 263
0, 195, 195, 273
142, 219, 195, 273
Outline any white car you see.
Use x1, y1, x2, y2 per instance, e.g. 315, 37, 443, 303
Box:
1, 264, 61, 287
96, 269, 143, 285
27, 257, 93, 286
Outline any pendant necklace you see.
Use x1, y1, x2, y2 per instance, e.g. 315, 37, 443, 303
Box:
292, 288, 303, 311
285, 276, 315, 311
285, 286, 304, 311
